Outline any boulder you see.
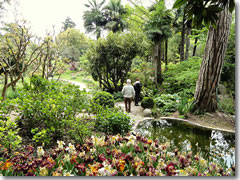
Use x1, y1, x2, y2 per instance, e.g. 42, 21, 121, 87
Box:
143, 108, 152, 117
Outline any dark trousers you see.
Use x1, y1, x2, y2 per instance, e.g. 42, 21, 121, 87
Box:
124, 97, 132, 112
135, 92, 140, 105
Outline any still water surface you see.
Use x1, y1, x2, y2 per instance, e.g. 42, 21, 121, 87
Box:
136, 119, 235, 167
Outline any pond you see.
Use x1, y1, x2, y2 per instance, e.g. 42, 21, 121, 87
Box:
135, 119, 235, 168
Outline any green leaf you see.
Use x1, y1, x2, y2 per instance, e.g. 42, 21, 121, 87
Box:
173, 0, 187, 8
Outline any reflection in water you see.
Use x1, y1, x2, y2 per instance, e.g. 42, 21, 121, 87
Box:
136, 119, 235, 167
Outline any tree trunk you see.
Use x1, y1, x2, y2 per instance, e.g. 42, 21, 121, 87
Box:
154, 41, 162, 86
10, 75, 16, 92
193, 6, 232, 112
185, 21, 191, 60
165, 39, 168, 71
2, 73, 9, 100
180, 9, 186, 61
192, 37, 198, 56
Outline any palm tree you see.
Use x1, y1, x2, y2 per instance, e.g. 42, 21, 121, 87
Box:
83, 0, 107, 39
104, 0, 128, 32
144, 0, 172, 86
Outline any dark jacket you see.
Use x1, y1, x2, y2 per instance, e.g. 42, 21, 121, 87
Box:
133, 81, 142, 94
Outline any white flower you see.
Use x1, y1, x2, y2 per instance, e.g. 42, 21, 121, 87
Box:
63, 171, 74, 176
92, 136, 105, 146
63, 154, 70, 162
98, 164, 116, 176
37, 147, 45, 157
79, 151, 86, 158
66, 143, 76, 154
57, 140, 65, 150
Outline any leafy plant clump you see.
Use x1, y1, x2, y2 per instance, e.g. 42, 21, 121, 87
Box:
154, 94, 180, 115
16, 76, 91, 146
95, 108, 131, 135
141, 97, 155, 109
0, 133, 235, 176
92, 91, 115, 108
162, 57, 201, 94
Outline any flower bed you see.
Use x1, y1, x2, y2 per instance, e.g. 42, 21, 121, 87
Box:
0, 133, 235, 176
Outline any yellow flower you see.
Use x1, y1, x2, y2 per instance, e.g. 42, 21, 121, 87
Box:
14, 152, 20, 156
191, 168, 198, 175
39, 167, 48, 176
63, 154, 70, 162
79, 151, 86, 158
186, 167, 192, 173
63, 171, 74, 176
57, 140, 65, 150
37, 147, 45, 157
179, 170, 189, 176
52, 171, 62, 176
66, 143, 76, 154
199, 158, 207, 167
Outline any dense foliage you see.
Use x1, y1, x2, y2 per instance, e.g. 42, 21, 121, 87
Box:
92, 91, 114, 108
95, 108, 131, 135
141, 97, 155, 109
162, 56, 202, 95
16, 76, 92, 146
87, 31, 146, 92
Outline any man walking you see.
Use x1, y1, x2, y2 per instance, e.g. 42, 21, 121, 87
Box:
122, 79, 135, 113
133, 78, 142, 106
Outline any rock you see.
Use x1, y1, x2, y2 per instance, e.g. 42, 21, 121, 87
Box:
143, 109, 152, 117
218, 84, 227, 95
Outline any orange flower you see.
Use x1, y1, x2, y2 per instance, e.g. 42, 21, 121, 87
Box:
134, 160, 144, 169
70, 155, 78, 164
118, 159, 126, 172
2, 160, 13, 170
147, 139, 153, 145
88, 163, 100, 176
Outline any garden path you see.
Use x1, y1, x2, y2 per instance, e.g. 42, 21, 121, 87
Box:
58, 79, 90, 92
115, 102, 151, 131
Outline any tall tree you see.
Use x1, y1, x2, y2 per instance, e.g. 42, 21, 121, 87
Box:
174, 0, 234, 112
62, 17, 76, 31
144, 0, 172, 86
184, 19, 191, 60
104, 0, 128, 32
87, 32, 144, 92
83, 0, 107, 39
0, 23, 44, 100
179, 7, 186, 62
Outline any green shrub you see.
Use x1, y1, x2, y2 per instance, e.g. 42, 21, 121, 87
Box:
16, 76, 91, 146
113, 91, 124, 102
95, 108, 131, 135
92, 91, 114, 108
0, 117, 22, 153
162, 57, 201, 94
141, 97, 154, 109
218, 98, 235, 115
154, 94, 180, 115
67, 117, 95, 145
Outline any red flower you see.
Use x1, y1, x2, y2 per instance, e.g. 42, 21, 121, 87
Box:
98, 153, 106, 162
135, 145, 142, 153
106, 148, 111, 155
165, 162, 176, 176
75, 163, 86, 174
